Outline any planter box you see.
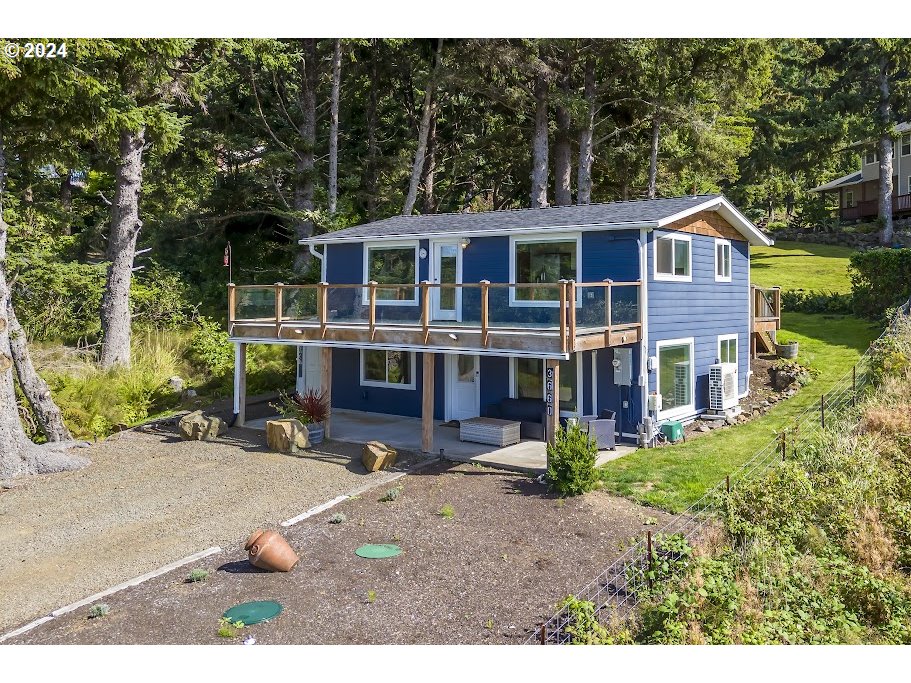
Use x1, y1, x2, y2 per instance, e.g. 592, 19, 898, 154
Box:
775, 342, 799, 360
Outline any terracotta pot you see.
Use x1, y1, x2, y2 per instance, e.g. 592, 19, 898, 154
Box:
244, 529, 299, 572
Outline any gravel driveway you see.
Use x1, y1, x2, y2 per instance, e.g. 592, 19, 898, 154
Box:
0, 424, 421, 635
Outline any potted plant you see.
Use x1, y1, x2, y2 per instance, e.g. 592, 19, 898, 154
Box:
774, 336, 799, 360
271, 389, 329, 445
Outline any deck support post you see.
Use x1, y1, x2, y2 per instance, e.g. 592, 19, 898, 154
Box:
422, 352, 435, 453
321, 346, 333, 438
545, 358, 561, 451
233, 342, 247, 427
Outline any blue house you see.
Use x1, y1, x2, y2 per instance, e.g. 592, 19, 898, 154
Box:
228, 194, 779, 451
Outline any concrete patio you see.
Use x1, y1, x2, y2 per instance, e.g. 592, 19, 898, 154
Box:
247, 409, 636, 474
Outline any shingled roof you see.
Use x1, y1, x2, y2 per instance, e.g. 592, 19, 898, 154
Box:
303, 194, 772, 246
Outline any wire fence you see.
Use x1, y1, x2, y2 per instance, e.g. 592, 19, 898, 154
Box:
528, 323, 894, 645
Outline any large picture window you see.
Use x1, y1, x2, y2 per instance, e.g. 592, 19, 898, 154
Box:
655, 235, 691, 281
361, 350, 415, 389
512, 355, 579, 415
656, 339, 693, 416
364, 243, 418, 304
510, 236, 579, 305
715, 239, 732, 282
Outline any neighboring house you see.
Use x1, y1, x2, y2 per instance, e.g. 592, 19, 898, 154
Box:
811, 122, 911, 221
227, 194, 778, 451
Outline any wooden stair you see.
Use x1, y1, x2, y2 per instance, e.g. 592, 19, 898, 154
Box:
753, 330, 775, 357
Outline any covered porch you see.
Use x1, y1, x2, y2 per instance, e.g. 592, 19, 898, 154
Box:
246, 408, 634, 474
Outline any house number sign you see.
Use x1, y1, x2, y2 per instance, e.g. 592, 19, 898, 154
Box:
545, 367, 554, 416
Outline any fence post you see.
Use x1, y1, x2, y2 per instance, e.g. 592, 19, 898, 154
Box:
852, 366, 857, 407
646, 530, 653, 590
820, 393, 826, 429
725, 475, 730, 494
780, 431, 786, 461
539, 624, 546, 644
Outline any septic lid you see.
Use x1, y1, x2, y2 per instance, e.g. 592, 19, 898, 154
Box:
223, 600, 283, 625
355, 544, 402, 559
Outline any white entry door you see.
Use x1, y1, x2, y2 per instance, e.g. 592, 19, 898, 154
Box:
296, 346, 322, 395
446, 354, 480, 421
431, 241, 461, 321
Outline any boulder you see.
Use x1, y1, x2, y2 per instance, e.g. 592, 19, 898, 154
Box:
362, 441, 397, 472
178, 411, 225, 441
266, 419, 310, 454
167, 376, 185, 393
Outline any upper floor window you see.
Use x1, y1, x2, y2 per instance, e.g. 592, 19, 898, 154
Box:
655, 234, 691, 282
902, 134, 911, 156
364, 243, 418, 305
510, 235, 580, 306
865, 150, 879, 165
715, 239, 732, 282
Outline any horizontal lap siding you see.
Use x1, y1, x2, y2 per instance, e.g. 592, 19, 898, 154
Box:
647, 229, 750, 418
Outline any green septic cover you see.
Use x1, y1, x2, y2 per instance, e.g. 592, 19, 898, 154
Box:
223, 600, 283, 626
355, 544, 402, 559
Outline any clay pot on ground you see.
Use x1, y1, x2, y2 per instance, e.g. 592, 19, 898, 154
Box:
244, 529, 300, 572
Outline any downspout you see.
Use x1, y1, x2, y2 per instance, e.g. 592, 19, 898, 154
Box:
308, 243, 326, 282
638, 228, 650, 446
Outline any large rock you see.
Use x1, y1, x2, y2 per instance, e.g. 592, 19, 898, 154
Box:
266, 418, 310, 453
362, 441, 397, 472
178, 411, 225, 441
167, 376, 185, 393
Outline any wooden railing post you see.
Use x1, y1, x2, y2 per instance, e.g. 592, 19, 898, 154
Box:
318, 282, 328, 339
774, 287, 782, 327
274, 283, 284, 338
568, 280, 577, 352
559, 280, 568, 354
480, 280, 490, 347
227, 283, 236, 324
421, 280, 431, 343
368, 280, 377, 340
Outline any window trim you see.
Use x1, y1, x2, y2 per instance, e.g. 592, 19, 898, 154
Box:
359, 349, 417, 390
714, 238, 732, 283
844, 189, 855, 208
717, 333, 738, 366
362, 240, 420, 306
653, 233, 693, 283
655, 337, 695, 421
508, 233, 582, 308
864, 150, 878, 165
902, 134, 911, 157
508, 355, 585, 418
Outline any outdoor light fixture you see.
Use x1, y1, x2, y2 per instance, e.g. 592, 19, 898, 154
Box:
460, 238, 471, 248
448, 333, 458, 340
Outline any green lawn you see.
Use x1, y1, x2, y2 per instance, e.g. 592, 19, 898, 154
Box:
597, 312, 880, 513
750, 241, 856, 293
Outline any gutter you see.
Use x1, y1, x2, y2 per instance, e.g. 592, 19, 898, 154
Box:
308, 243, 326, 282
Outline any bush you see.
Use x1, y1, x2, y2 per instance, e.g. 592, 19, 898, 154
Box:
849, 248, 911, 319
780, 290, 853, 315
546, 422, 598, 497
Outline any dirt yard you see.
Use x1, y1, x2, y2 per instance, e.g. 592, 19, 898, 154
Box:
8, 462, 674, 644
0, 423, 422, 635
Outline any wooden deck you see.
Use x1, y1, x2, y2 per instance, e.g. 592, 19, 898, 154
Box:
751, 285, 782, 356
227, 280, 643, 357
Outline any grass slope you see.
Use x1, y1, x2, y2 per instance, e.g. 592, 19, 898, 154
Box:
597, 312, 880, 512
750, 241, 856, 293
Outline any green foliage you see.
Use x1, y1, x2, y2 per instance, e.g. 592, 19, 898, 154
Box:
557, 596, 610, 644
328, 513, 347, 525
88, 603, 110, 619
379, 486, 402, 503
366, 590, 377, 604
546, 422, 598, 497
850, 248, 911, 320
217, 617, 244, 638
187, 569, 209, 583
188, 317, 235, 375
780, 290, 853, 315
439, 503, 455, 519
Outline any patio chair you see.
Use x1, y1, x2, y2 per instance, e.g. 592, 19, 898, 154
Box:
587, 418, 616, 451
600, 409, 616, 421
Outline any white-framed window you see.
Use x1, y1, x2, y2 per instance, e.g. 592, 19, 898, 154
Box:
509, 234, 581, 307
902, 134, 911, 156
360, 349, 416, 389
845, 190, 855, 208
654, 234, 692, 282
362, 241, 419, 305
715, 239, 732, 282
656, 338, 694, 419
509, 354, 582, 416
718, 334, 738, 365
865, 150, 879, 165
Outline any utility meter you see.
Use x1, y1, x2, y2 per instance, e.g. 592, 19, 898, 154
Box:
613, 348, 633, 386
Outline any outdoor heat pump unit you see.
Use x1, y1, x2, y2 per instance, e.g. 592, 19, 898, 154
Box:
708, 362, 739, 412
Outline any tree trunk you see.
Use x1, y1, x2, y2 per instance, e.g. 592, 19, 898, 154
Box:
402, 38, 443, 216
365, 40, 379, 222
421, 111, 438, 214
0, 125, 87, 479
878, 59, 895, 246
530, 69, 550, 209
647, 110, 661, 199
328, 39, 341, 216
99, 127, 144, 369
554, 71, 572, 206
576, 57, 596, 205
292, 39, 318, 274
59, 169, 73, 235
7, 299, 71, 442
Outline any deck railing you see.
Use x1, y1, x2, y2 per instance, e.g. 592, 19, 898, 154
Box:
228, 280, 642, 353
751, 285, 781, 325
840, 193, 911, 221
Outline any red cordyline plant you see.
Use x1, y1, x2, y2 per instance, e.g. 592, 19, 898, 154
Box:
292, 388, 329, 424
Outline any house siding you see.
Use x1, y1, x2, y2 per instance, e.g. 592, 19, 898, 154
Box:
646, 227, 750, 421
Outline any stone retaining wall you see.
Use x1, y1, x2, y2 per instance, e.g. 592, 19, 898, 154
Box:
768, 226, 911, 249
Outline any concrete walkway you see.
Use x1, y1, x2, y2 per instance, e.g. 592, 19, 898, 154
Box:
247, 409, 636, 474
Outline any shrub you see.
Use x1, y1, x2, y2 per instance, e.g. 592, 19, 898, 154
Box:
187, 568, 210, 583
849, 248, 911, 319
217, 617, 244, 638
557, 596, 610, 644
439, 503, 455, 518
88, 603, 110, 619
379, 486, 402, 502
780, 290, 853, 315
328, 513, 347, 524
271, 388, 328, 425
546, 422, 598, 497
